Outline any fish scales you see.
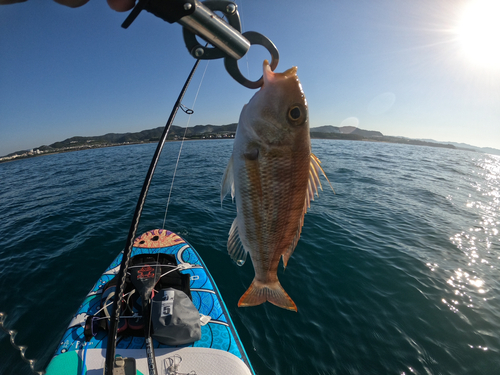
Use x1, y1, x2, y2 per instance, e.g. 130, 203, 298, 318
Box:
242, 148, 308, 266
221, 60, 332, 311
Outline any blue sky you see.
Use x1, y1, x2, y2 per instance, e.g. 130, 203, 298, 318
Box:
1, 0, 499, 156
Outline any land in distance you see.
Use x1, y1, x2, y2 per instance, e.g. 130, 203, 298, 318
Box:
2, 124, 497, 163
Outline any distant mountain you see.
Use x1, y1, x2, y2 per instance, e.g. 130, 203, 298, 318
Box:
310, 127, 457, 150
311, 125, 340, 133
4, 123, 500, 162
310, 127, 500, 154
310, 125, 383, 138
1, 124, 238, 160
348, 127, 383, 138
417, 139, 500, 156
48, 124, 238, 150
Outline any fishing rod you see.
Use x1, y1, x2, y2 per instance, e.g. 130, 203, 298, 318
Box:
105, 2, 281, 374
104, 58, 200, 375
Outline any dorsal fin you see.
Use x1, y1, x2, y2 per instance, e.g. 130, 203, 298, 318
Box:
282, 153, 334, 268
227, 218, 248, 266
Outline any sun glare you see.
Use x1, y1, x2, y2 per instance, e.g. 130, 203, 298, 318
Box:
457, 0, 500, 69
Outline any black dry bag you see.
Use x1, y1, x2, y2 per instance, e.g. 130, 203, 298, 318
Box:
151, 287, 201, 345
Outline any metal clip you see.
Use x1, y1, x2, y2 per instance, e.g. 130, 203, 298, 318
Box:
181, 1, 280, 88
181, 1, 248, 60
122, 0, 279, 89
224, 31, 279, 89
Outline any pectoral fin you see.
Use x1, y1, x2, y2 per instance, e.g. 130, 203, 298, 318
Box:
221, 154, 235, 204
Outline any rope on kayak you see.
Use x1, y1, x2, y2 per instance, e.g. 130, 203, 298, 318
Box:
0, 312, 44, 375
164, 354, 197, 375
162, 60, 210, 231
96, 261, 193, 321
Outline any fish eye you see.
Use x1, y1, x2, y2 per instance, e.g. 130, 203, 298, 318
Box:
289, 106, 301, 120
287, 104, 306, 125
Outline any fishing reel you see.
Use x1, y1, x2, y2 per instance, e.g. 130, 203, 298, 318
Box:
122, 0, 279, 89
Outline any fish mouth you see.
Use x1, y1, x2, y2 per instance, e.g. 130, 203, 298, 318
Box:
263, 60, 298, 85
283, 66, 298, 76
263, 60, 273, 85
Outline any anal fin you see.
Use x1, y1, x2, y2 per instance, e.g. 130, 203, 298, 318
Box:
282, 213, 305, 269
227, 218, 247, 266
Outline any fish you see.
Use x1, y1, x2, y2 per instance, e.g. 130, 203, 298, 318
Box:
221, 60, 332, 312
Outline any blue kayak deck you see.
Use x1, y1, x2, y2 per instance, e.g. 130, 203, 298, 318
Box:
46, 229, 254, 374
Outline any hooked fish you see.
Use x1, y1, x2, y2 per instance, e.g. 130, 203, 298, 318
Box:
221, 60, 332, 312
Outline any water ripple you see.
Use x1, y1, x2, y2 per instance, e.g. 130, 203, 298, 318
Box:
2, 140, 500, 374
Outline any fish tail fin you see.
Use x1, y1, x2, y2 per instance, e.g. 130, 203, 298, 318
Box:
238, 279, 297, 312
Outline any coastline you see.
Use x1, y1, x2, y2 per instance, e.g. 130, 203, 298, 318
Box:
0, 134, 474, 165
0, 137, 236, 164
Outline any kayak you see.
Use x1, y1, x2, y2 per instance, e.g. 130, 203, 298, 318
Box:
45, 228, 255, 375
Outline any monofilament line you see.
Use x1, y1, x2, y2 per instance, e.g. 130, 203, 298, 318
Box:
162, 61, 210, 230
105, 57, 203, 375
236, 0, 250, 79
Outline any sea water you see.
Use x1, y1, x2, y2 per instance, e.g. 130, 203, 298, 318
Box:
0, 139, 499, 375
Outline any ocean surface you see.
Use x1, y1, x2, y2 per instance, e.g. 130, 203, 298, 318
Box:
1, 139, 499, 375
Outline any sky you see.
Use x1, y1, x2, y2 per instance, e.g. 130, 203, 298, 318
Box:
1, 0, 499, 156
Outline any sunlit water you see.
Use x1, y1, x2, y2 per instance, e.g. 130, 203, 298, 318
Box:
1, 139, 499, 375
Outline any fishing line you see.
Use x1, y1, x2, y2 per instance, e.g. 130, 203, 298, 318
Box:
162, 60, 210, 230
140, 57, 209, 375
145, 59, 208, 372
236, 0, 250, 79
105, 57, 203, 375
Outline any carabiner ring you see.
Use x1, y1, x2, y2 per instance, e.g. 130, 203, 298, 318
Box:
224, 31, 280, 89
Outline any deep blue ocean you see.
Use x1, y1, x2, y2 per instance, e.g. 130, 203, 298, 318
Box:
1, 139, 499, 375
